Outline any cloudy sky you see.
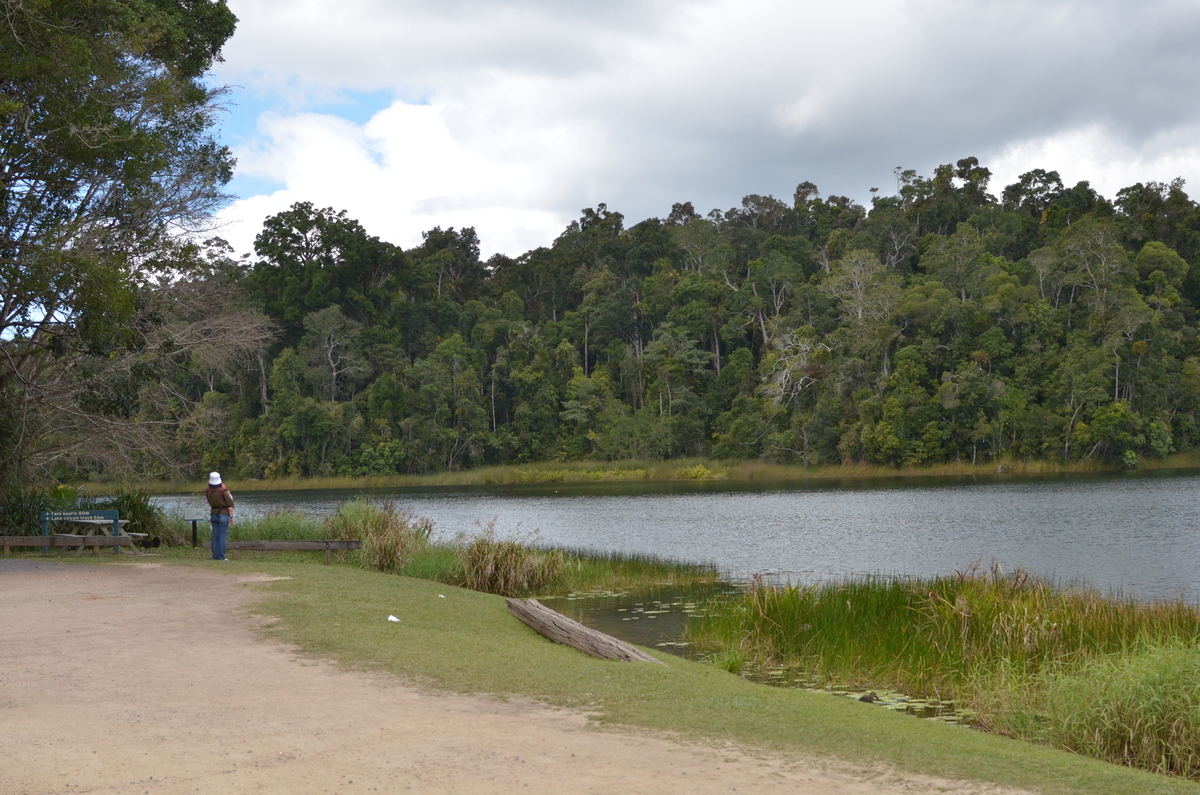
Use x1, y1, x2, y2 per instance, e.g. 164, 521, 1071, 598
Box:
210, 0, 1200, 259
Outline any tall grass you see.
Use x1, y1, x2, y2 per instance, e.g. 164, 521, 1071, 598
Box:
325, 499, 432, 573
552, 547, 721, 593
454, 521, 565, 597
973, 644, 1200, 779
690, 564, 1200, 696
447, 522, 723, 597
395, 540, 719, 597
168, 500, 431, 565
1042, 646, 1200, 777
228, 510, 325, 541
688, 563, 1200, 779
156, 507, 326, 546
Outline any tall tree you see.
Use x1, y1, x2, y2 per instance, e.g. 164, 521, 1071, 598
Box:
0, 0, 237, 483
248, 203, 409, 344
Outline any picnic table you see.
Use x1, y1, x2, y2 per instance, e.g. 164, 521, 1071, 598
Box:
61, 518, 147, 554
38, 510, 145, 555
63, 518, 132, 535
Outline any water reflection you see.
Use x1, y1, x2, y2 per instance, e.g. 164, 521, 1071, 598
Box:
540, 584, 738, 656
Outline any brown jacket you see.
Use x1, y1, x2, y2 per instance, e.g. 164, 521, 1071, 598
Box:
205, 485, 234, 516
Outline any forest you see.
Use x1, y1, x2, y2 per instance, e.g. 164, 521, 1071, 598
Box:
6, 4, 1200, 489
28, 158, 1200, 481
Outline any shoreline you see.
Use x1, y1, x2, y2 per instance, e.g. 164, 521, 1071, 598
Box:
74, 452, 1200, 494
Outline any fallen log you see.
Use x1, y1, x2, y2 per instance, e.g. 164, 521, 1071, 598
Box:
506, 598, 666, 664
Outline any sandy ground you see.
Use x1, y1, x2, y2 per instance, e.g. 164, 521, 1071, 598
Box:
0, 561, 1028, 795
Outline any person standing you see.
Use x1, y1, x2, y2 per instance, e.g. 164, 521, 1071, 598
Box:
205, 472, 234, 561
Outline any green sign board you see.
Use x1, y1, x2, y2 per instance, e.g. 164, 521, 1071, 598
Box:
40, 509, 121, 537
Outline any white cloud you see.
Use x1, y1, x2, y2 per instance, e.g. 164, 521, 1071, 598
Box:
989, 123, 1200, 201
216, 101, 568, 257
213, 0, 1200, 257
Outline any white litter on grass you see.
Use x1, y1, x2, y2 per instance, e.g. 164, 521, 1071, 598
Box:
438, 595, 445, 598
387, 615, 400, 622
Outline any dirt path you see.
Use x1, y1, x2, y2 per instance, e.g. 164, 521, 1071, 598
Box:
1, 562, 1022, 795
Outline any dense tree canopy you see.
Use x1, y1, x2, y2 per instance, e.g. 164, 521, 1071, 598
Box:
49, 156, 1200, 481
0, 0, 239, 484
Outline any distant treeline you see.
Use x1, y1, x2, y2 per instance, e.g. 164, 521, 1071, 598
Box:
61, 158, 1200, 479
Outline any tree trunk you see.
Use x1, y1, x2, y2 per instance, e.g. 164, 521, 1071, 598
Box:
257, 351, 270, 416
711, 323, 721, 374
506, 599, 664, 664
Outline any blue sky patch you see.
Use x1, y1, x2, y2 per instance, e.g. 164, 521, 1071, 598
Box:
212, 84, 398, 200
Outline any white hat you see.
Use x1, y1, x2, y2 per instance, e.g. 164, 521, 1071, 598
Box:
208, 472, 222, 485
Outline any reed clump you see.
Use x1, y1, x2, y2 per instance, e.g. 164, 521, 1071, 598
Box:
395, 539, 718, 596
691, 563, 1200, 695
325, 498, 432, 573
1039, 646, 1200, 778
971, 644, 1200, 779
688, 562, 1200, 779
455, 521, 565, 597
0, 486, 57, 535
553, 547, 720, 593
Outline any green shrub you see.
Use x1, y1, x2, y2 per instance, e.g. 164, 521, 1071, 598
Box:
677, 464, 723, 479
455, 520, 564, 597
0, 487, 51, 535
88, 490, 164, 537
48, 485, 79, 508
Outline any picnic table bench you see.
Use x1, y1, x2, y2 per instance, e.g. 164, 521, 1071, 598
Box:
202, 539, 362, 564
60, 519, 147, 551
2, 534, 142, 556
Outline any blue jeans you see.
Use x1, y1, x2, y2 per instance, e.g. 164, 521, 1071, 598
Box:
210, 513, 229, 560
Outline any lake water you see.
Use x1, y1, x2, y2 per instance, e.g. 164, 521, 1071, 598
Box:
156, 470, 1200, 602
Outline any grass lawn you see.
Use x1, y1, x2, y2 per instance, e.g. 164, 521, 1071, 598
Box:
141, 548, 1199, 795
